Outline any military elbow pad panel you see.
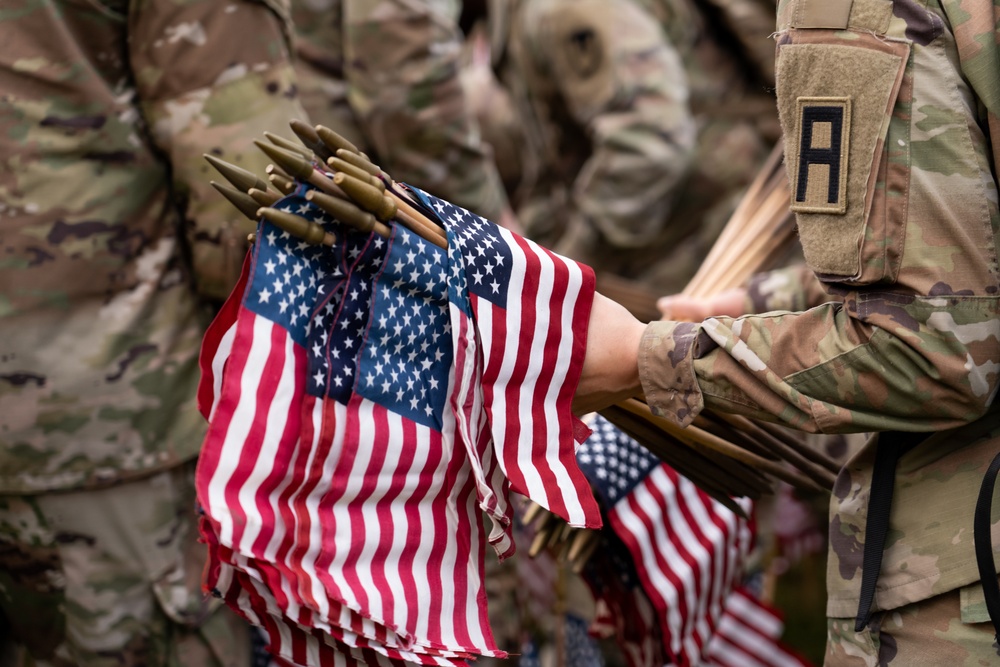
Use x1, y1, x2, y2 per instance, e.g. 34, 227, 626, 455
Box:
775, 0, 910, 284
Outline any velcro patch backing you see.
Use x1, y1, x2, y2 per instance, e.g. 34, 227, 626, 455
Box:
794, 0, 852, 29
792, 97, 851, 214
776, 37, 908, 277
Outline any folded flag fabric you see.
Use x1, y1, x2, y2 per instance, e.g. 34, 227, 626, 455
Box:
583, 530, 665, 667
517, 613, 606, 667
577, 415, 754, 667
704, 586, 813, 667
196, 183, 602, 665
420, 187, 602, 540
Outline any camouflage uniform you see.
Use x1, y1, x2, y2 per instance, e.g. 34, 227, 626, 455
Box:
289, 0, 511, 222
0, 0, 308, 663
494, 0, 780, 294
639, 0, 1000, 661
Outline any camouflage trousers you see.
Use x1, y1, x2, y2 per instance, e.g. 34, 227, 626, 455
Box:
0, 461, 251, 667
826, 582, 1000, 666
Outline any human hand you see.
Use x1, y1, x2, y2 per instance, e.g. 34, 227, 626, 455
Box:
657, 287, 748, 322
573, 292, 646, 415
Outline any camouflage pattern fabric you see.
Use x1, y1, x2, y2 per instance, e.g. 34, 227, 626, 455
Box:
639, 0, 1000, 625
0, 462, 251, 667
289, 0, 511, 222
495, 0, 779, 294
0, 0, 308, 494
825, 580, 1000, 666
745, 264, 836, 316
0, 0, 307, 661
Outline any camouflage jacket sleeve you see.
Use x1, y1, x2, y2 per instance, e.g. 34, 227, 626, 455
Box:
639, 0, 1000, 437
341, 0, 510, 222
524, 0, 696, 250
744, 264, 835, 315
131, 0, 309, 301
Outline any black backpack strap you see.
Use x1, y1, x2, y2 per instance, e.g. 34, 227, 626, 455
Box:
855, 431, 925, 632
974, 451, 1000, 640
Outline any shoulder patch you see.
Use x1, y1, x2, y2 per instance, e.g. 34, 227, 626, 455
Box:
791, 97, 851, 214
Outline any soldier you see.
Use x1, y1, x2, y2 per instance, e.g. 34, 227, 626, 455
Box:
577, 0, 1000, 662
489, 0, 780, 295
0, 0, 309, 664
288, 0, 518, 229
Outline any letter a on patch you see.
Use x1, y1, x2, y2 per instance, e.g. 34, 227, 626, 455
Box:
792, 97, 851, 214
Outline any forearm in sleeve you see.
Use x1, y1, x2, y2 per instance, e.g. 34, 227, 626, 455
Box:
641, 293, 1000, 434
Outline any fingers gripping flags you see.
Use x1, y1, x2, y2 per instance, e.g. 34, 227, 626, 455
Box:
196, 183, 602, 665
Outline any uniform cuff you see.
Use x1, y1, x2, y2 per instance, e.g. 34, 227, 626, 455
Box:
638, 320, 705, 427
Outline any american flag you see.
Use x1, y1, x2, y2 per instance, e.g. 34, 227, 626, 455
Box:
196, 183, 602, 665
518, 613, 605, 667
198, 249, 252, 421
704, 586, 812, 667
196, 187, 489, 665
415, 187, 602, 541
576, 415, 754, 667
582, 530, 664, 667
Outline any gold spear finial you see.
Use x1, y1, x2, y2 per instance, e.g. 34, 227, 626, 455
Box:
211, 181, 263, 221
315, 124, 361, 156
204, 154, 269, 193
326, 156, 384, 192
305, 190, 391, 238
268, 173, 296, 195
254, 140, 315, 181
289, 119, 334, 161
257, 207, 336, 247
333, 172, 396, 222
263, 131, 313, 159
335, 148, 380, 177
248, 187, 279, 207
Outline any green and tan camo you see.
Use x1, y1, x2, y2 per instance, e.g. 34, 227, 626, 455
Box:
640, 0, 1000, 619
288, 0, 511, 222
497, 0, 780, 294
745, 263, 836, 315
825, 579, 1000, 665
0, 463, 252, 667
0, 0, 308, 494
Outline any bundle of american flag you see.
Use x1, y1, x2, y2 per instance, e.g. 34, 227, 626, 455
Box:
197, 136, 607, 663
573, 416, 811, 667
198, 122, 827, 666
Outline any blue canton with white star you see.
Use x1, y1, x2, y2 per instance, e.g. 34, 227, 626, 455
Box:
404, 186, 512, 314
304, 217, 388, 405
247, 188, 342, 348
577, 415, 661, 508
354, 223, 451, 429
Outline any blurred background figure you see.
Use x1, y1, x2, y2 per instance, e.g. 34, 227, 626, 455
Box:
473, 0, 779, 295
289, 0, 519, 229
0, 0, 308, 664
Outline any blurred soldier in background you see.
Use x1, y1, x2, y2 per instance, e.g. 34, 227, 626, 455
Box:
289, 0, 519, 229
0, 0, 308, 664
484, 0, 780, 294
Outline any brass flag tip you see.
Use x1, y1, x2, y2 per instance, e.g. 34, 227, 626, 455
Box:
258, 206, 336, 247
204, 153, 268, 192
335, 148, 380, 176
255, 140, 311, 180
263, 131, 312, 159
289, 118, 319, 140
315, 124, 361, 156
210, 180, 262, 221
